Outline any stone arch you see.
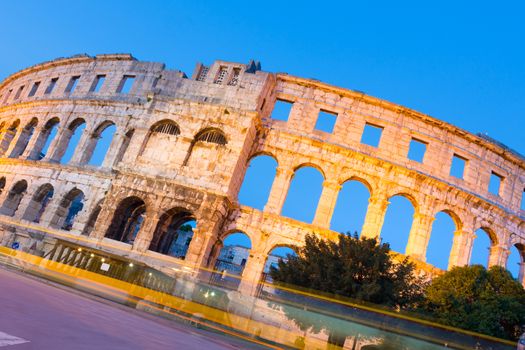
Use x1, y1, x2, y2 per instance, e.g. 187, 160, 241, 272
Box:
139, 119, 181, 163
59, 118, 87, 164
22, 183, 54, 223
380, 193, 416, 253
81, 199, 104, 236
51, 188, 85, 230
470, 226, 498, 267
427, 210, 462, 270
507, 243, 524, 281
32, 117, 60, 160
183, 127, 228, 168
148, 207, 196, 259
331, 176, 372, 234
211, 231, 253, 290
85, 120, 117, 166
10, 117, 38, 158
1, 179, 28, 216
0, 119, 20, 155
260, 244, 299, 285
105, 196, 146, 244
282, 165, 325, 223
239, 153, 278, 210
293, 162, 327, 180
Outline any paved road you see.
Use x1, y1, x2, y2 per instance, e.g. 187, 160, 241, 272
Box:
0, 268, 268, 349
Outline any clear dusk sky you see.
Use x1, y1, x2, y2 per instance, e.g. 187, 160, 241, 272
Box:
0, 1, 523, 274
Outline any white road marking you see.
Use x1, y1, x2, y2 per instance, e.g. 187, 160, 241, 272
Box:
0, 332, 29, 347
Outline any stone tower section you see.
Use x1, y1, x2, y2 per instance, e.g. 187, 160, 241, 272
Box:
0, 54, 523, 293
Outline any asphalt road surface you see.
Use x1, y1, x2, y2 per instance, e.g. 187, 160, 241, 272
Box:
0, 267, 269, 349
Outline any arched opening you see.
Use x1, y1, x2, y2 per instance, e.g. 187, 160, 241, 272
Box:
183, 128, 227, 167
60, 119, 86, 164
426, 211, 458, 270
34, 118, 59, 160
81, 200, 103, 236
238, 154, 278, 210
282, 166, 324, 223
87, 122, 117, 166
22, 183, 54, 223
1, 180, 28, 217
470, 228, 496, 267
148, 209, 196, 259
50, 188, 84, 230
114, 129, 134, 165
262, 246, 298, 284
140, 120, 181, 163
331, 179, 371, 235
0, 120, 20, 155
380, 194, 415, 254
105, 196, 146, 244
10, 118, 38, 158
0, 177, 6, 195
507, 244, 524, 280
212, 232, 252, 290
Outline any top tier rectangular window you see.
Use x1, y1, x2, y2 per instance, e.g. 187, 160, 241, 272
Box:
28, 82, 40, 97
450, 154, 467, 179
90, 75, 106, 93
45, 78, 59, 94
314, 110, 337, 133
360, 123, 383, 147
271, 99, 293, 121
65, 76, 80, 94
117, 75, 135, 94
408, 138, 427, 163
14, 86, 24, 100
488, 172, 503, 196
214, 67, 228, 84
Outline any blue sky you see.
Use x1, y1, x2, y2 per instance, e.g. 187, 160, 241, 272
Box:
0, 1, 523, 275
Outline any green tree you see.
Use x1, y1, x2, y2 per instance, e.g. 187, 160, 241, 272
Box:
423, 264, 525, 340
269, 233, 425, 348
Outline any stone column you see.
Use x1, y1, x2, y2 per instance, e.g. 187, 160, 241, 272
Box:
238, 249, 266, 296
101, 130, 125, 169
89, 201, 117, 240
132, 212, 160, 252
21, 126, 49, 160
12, 191, 34, 221
4, 127, 24, 158
448, 229, 476, 269
69, 130, 95, 166
38, 196, 61, 228
43, 126, 71, 163
120, 127, 148, 165
518, 262, 525, 288
312, 180, 341, 229
263, 166, 294, 215
488, 245, 510, 268
360, 193, 389, 240
405, 212, 435, 261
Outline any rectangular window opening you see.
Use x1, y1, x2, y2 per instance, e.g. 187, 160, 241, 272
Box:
360, 123, 383, 147
65, 76, 80, 94
271, 99, 293, 121
227, 68, 241, 86
117, 75, 135, 94
314, 110, 337, 133
488, 171, 504, 196
450, 154, 467, 179
45, 78, 58, 94
196, 66, 209, 82
14, 86, 24, 100
28, 82, 40, 97
3, 89, 12, 103
521, 189, 525, 211
90, 75, 106, 93
408, 138, 427, 163
213, 66, 228, 84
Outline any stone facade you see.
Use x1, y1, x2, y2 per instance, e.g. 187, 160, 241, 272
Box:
0, 54, 523, 294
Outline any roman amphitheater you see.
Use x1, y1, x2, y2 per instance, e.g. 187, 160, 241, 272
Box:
0, 53, 523, 294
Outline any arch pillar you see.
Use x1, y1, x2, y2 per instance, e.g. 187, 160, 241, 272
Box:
89, 199, 118, 240
120, 127, 148, 165
263, 166, 294, 215
70, 194, 99, 233
238, 249, 266, 296
69, 128, 95, 165
313, 180, 341, 229
101, 130, 125, 169
448, 229, 476, 269
361, 192, 389, 240
405, 212, 435, 261
518, 262, 525, 287
20, 126, 46, 160
132, 212, 161, 252
0, 128, 16, 156
43, 126, 71, 162
4, 127, 25, 158
12, 189, 34, 220
488, 244, 510, 268
38, 195, 62, 228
